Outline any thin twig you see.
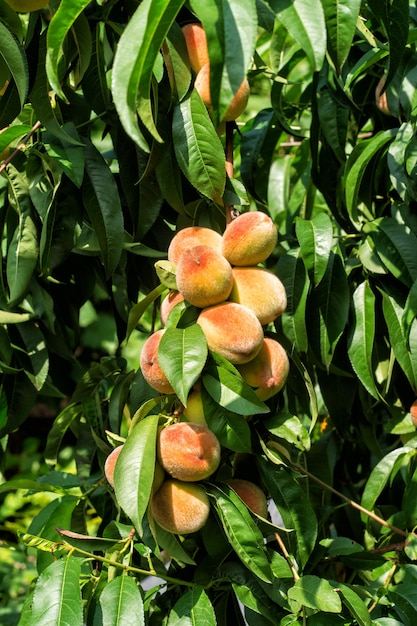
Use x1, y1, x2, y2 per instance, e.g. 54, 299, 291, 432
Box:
0, 120, 42, 174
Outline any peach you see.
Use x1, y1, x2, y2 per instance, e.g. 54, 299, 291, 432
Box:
197, 301, 264, 364
104, 445, 123, 488
222, 211, 278, 266
157, 421, 221, 481
237, 337, 289, 400
225, 478, 268, 517
181, 23, 209, 74
176, 245, 233, 308
151, 479, 210, 534
140, 329, 175, 394
167, 226, 223, 265
410, 400, 417, 426
183, 382, 207, 426
160, 290, 185, 326
229, 266, 287, 325
194, 62, 250, 122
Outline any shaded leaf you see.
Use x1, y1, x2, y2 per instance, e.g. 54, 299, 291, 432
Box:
167, 586, 216, 626
321, 0, 362, 72
288, 575, 342, 613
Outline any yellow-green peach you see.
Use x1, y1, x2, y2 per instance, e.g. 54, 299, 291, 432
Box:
151, 478, 210, 534
229, 266, 287, 325
197, 301, 264, 364
237, 337, 289, 400
160, 290, 185, 326
183, 382, 207, 426
222, 211, 278, 266
225, 478, 268, 517
140, 329, 175, 395
176, 245, 233, 308
181, 22, 210, 74
157, 421, 221, 481
167, 226, 223, 265
104, 445, 123, 488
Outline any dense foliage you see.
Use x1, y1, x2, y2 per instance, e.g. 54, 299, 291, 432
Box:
1, 0, 417, 624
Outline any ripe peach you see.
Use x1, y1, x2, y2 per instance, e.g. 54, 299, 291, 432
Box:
157, 421, 221, 481
229, 266, 287, 325
160, 290, 185, 326
104, 445, 123, 488
140, 329, 175, 395
410, 400, 417, 426
151, 479, 210, 534
181, 23, 209, 74
225, 478, 268, 517
168, 226, 223, 265
222, 211, 278, 266
237, 337, 289, 400
183, 382, 208, 426
197, 301, 264, 364
194, 62, 250, 122
176, 245, 233, 308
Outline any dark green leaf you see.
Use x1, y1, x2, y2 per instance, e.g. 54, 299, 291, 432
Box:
93, 574, 144, 626
288, 576, 342, 613
321, 0, 362, 72
167, 586, 216, 626
0, 20, 28, 109
295, 212, 333, 286
203, 363, 269, 416
276, 248, 310, 353
381, 291, 417, 390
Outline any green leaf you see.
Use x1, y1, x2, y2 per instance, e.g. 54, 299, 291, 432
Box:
308, 249, 349, 371
330, 581, 372, 626
111, 0, 186, 150
270, 0, 327, 71
46, 0, 92, 100
202, 362, 269, 416
124, 284, 167, 345
207, 483, 273, 583
365, 218, 417, 288
82, 138, 124, 278
381, 291, 417, 390
295, 213, 333, 286
114, 415, 159, 534
321, 0, 362, 72
43, 123, 85, 187
93, 574, 144, 626
288, 576, 342, 613
347, 281, 381, 401
0, 310, 31, 324
315, 84, 349, 165
26, 556, 83, 626
158, 324, 208, 406
276, 248, 310, 354
201, 384, 252, 452
388, 584, 417, 625
167, 586, 216, 626
172, 90, 226, 204
257, 459, 318, 568
45, 404, 81, 468
190, 0, 258, 124
17, 322, 49, 391
0, 20, 28, 109
0, 124, 31, 155
344, 130, 397, 228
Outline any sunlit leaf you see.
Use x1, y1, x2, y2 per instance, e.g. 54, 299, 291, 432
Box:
93, 574, 144, 626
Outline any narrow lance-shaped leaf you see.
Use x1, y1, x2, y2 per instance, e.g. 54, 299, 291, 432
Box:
347, 281, 381, 401
321, 0, 362, 72
167, 586, 216, 626
114, 414, 159, 535
82, 138, 124, 278
288, 575, 342, 613
295, 212, 333, 286
46, 0, 93, 100
0, 21, 28, 109
27, 556, 83, 626
111, 0, 186, 151
172, 89, 226, 204
158, 324, 208, 407
17, 322, 49, 392
276, 248, 310, 354
269, 0, 327, 71
93, 574, 144, 626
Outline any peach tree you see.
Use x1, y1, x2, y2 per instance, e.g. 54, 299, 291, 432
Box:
1, 0, 417, 624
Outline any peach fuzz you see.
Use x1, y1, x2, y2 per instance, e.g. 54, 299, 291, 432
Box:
410, 399, 417, 426
181, 23, 209, 74
140, 329, 175, 395
237, 337, 289, 401
229, 266, 287, 325
222, 211, 278, 266
225, 478, 268, 518
104, 445, 123, 488
160, 290, 185, 326
176, 245, 233, 308
157, 421, 220, 481
194, 62, 250, 122
168, 226, 223, 265
151, 479, 210, 534
197, 301, 264, 364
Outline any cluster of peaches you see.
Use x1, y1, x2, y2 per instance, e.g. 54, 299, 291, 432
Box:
105, 211, 290, 535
